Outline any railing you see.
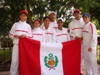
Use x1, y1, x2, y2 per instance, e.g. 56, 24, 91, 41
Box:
0, 37, 100, 71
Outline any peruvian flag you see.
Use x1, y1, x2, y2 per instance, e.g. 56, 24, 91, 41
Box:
19, 38, 81, 75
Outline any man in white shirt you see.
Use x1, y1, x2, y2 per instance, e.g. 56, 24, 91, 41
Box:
31, 19, 45, 42
49, 11, 58, 29
68, 9, 84, 75
68, 9, 84, 40
9, 10, 32, 75
55, 18, 70, 43
41, 11, 58, 29
82, 13, 99, 75
41, 16, 55, 43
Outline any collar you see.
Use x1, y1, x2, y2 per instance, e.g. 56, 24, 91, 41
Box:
57, 27, 64, 31
33, 28, 40, 31
19, 20, 26, 24
85, 22, 91, 25
41, 24, 50, 30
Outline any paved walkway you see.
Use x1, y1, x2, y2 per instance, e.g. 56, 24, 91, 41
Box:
0, 71, 9, 75
0, 71, 18, 75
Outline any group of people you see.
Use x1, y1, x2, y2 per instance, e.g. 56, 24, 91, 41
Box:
9, 9, 99, 75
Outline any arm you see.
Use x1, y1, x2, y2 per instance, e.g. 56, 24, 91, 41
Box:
88, 24, 97, 52
26, 25, 33, 38
67, 33, 70, 41
9, 23, 17, 39
89, 24, 97, 47
68, 23, 76, 39
52, 29, 56, 43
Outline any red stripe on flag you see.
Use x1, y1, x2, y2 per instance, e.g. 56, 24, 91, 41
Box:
19, 38, 41, 75
62, 39, 81, 75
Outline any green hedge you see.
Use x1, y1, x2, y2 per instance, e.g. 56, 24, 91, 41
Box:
0, 49, 12, 63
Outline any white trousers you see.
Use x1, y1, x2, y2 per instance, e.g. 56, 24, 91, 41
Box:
81, 44, 85, 73
83, 45, 99, 75
10, 44, 18, 75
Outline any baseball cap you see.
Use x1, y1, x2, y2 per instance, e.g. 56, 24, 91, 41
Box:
20, 10, 28, 15
73, 9, 80, 14
48, 11, 56, 15
82, 13, 90, 17
33, 19, 41, 23
57, 18, 64, 22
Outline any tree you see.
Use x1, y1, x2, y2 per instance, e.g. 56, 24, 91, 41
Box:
0, 0, 100, 37
0, 0, 78, 35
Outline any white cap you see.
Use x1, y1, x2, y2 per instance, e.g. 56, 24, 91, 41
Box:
48, 11, 56, 15
57, 18, 64, 22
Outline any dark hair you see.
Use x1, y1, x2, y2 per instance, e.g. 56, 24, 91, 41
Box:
43, 16, 50, 21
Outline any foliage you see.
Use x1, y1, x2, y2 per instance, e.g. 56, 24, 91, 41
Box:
97, 30, 100, 35
0, 0, 78, 34
0, 0, 100, 36
0, 49, 11, 63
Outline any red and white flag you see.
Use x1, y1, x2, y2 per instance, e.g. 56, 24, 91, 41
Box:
19, 38, 81, 75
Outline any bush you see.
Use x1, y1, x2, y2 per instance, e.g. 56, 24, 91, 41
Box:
0, 49, 12, 63
0, 37, 13, 48
97, 30, 100, 35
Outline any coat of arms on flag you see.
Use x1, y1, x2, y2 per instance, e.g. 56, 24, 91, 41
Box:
44, 53, 58, 70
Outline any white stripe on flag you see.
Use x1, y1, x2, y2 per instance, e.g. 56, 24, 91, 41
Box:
40, 42, 63, 75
